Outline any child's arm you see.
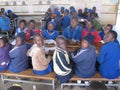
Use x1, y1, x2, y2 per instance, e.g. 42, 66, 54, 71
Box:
27, 49, 31, 56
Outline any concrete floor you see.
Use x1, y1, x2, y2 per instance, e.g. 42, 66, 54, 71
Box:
0, 79, 116, 90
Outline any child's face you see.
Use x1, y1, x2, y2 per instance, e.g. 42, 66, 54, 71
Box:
104, 26, 111, 34
34, 36, 43, 47
57, 39, 67, 50
29, 22, 35, 30
71, 19, 78, 28
0, 40, 5, 48
20, 22, 25, 30
103, 32, 114, 43
81, 39, 89, 49
86, 21, 93, 30
16, 37, 23, 46
48, 23, 54, 31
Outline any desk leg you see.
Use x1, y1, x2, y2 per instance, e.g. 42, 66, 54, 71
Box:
33, 85, 37, 90
52, 80, 55, 90
1, 75, 4, 84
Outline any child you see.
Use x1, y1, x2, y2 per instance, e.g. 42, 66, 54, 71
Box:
53, 10, 61, 31
82, 20, 101, 43
92, 6, 99, 18
9, 32, 28, 73
98, 30, 120, 79
42, 21, 59, 40
0, 12, 11, 31
15, 20, 27, 36
26, 20, 42, 41
53, 35, 73, 83
61, 9, 70, 30
99, 24, 113, 40
0, 37, 11, 71
71, 34, 96, 78
63, 17, 82, 44
87, 81, 107, 90
27, 33, 52, 76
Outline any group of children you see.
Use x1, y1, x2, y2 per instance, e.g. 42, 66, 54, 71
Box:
0, 6, 120, 87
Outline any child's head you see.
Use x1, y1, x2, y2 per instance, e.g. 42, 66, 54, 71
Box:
104, 24, 113, 34
33, 33, 43, 47
60, 7, 65, 14
87, 81, 107, 90
0, 37, 8, 48
16, 32, 26, 46
7, 86, 23, 90
82, 33, 94, 49
28, 20, 36, 30
56, 35, 67, 50
103, 30, 117, 43
19, 20, 27, 30
86, 20, 93, 30
78, 9, 82, 14
1, 8, 5, 13
47, 21, 56, 31
92, 6, 97, 12
64, 9, 69, 16
70, 17, 78, 28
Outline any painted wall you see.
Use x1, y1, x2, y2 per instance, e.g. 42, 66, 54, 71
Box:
0, 0, 119, 25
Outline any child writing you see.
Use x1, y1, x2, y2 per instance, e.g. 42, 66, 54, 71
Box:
9, 32, 28, 73
98, 30, 120, 79
71, 34, 96, 78
0, 37, 11, 71
53, 35, 73, 83
27, 33, 52, 76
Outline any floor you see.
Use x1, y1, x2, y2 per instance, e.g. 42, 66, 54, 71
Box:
0, 79, 116, 90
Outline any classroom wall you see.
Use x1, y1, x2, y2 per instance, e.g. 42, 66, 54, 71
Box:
0, 0, 119, 25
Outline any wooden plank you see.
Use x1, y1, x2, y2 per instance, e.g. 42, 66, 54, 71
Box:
0, 69, 55, 80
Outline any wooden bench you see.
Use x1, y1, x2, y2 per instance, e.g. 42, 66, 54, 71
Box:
61, 72, 120, 90
0, 69, 55, 90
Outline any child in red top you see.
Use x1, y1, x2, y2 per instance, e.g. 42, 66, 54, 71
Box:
26, 20, 42, 41
82, 20, 101, 43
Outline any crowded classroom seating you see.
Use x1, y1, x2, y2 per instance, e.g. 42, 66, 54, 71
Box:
0, 4, 120, 90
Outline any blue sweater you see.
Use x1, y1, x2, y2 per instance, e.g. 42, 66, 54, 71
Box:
63, 25, 82, 41
42, 30, 59, 40
0, 16, 11, 31
71, 46, 96, 78
98, 42, 120, 79
9, 44, 28, 73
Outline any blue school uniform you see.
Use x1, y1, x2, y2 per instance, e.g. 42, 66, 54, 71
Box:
61, 15, 70, 30
9, 44, 28, 73
98, 42, 120, 79
42, 30, 59, 40
0, 16, 11, 31
63, 25, 82, 41
71, 46, 96, 78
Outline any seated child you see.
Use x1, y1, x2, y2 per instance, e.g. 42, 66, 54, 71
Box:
15, 20, 27, 36
82, 20, 101, 43
0, 37, 11, 71
9, 32, 29, 73
26, 20, 42, 41
0, 12, 11, 31
71, 34, 96, 78
99, 24, 119, 44
61, 9, 70, 30
42, 21, 59, 40
98, 30, 120, 79
53, 35, 73, 83
87, 81, 107, 90
27, 33, 52, 76
63, 17, 82, 44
